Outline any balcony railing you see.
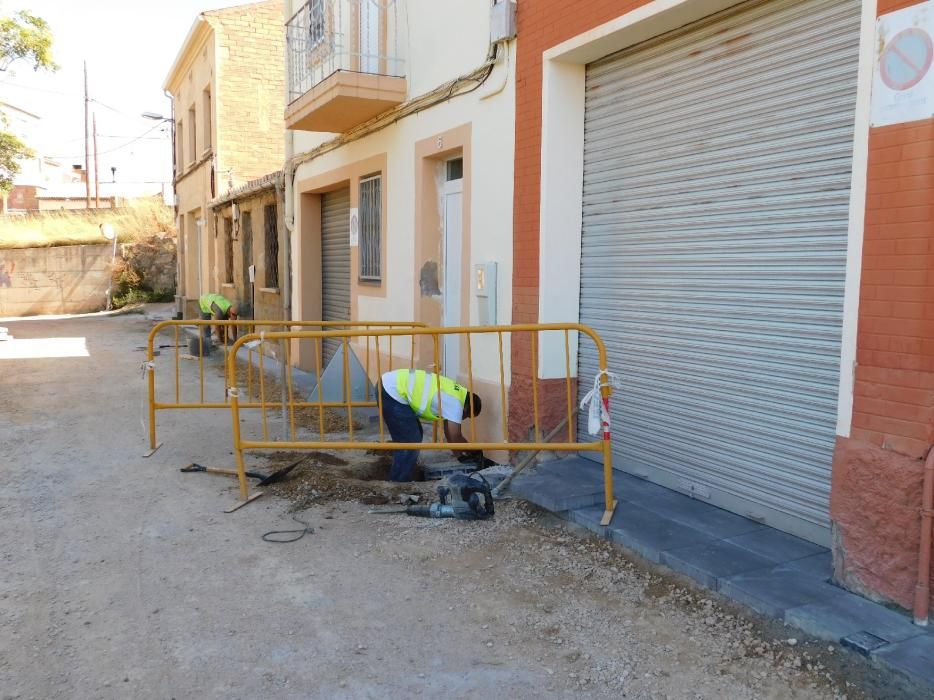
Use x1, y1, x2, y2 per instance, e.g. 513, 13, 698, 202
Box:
286, 0, 404, 104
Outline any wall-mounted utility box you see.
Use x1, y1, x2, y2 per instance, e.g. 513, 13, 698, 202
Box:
474, 261, 497, 325
490, 1, 517, 43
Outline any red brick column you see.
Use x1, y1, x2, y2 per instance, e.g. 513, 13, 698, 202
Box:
509, 0, 648, 440
830, 1, 934, 616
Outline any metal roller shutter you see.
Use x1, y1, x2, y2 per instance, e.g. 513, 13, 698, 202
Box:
577, 0, 860, 545
321, 188, 351, 366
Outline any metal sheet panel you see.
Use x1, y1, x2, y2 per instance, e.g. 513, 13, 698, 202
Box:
578, 0, 860, 545
321, 188, 350, 365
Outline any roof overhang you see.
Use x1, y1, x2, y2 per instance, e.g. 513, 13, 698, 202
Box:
163, 15, 214, 94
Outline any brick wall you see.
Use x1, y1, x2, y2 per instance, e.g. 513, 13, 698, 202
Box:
829, 0, 934, 617
851, 118, 934, 459
213, 0, 286, 187
510, 0, 649, 437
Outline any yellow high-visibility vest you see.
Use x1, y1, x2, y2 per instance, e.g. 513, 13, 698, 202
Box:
394, 369, 467, 421
199, 293, 231, 316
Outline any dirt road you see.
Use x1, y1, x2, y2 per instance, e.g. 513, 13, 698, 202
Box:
0, 311, 905, 699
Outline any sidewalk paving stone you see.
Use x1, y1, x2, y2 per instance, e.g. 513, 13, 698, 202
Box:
725, 527, 826, 562
786, 591, 925, 645
719, 565, 845, 618
873, 634, 934, 690
660, 540, 779, 590
605, 503, 716, 563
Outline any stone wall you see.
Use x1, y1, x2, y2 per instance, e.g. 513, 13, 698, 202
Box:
830, 437, 933, 620
0, 244, 117, 317
119, 233, 177, 296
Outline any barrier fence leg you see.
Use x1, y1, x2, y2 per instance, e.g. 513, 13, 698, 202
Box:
143, 360, 162, 457
224, 388, 262, 512
600, 393, 618, 526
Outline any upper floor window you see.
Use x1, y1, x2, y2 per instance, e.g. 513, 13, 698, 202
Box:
187, 106, 196, 164
202, 88, 212, 152
359, 174, 381, 282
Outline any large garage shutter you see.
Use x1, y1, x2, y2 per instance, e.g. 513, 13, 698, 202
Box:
577, 0, 860, 545
321, 188, 350, 365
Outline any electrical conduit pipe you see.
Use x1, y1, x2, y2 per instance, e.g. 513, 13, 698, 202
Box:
915, 445, 934, 625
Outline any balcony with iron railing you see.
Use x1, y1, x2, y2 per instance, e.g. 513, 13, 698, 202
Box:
286, 0, 406, 133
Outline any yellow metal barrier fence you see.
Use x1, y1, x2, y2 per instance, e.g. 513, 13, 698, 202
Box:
145, 319, 426, 452
225, 324, 618, 524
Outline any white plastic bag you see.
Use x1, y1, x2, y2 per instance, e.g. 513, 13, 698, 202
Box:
579, 370, 619, 437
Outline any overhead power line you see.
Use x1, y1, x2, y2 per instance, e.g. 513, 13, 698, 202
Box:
46, 121, 168, 160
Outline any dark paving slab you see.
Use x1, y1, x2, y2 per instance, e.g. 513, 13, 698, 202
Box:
719, 566, 845, 618
784, 551, 833, 580
786, 591, 924, 645
510, 459, 604, 512
643, 494, 766, 540
567, 504, 609, 538
605, 503, 716, 563
726, 528, 827, 562
660, 540, 779, 590
873, 634, 934, 690
611, 471, 677, 503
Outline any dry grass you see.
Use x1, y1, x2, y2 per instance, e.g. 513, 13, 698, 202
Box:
0, 197, 175, 250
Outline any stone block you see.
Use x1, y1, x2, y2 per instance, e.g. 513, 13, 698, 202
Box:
605, 503, 716, 564
785, 591, 924, 644
873, 634, 934, 689
726, 528, 827, 562
510, 463, 604, 513
637, 488, 765, 540
567, 505, 609, 538
660, 540, 778, 590
785, 551, 833, 580
719, 566, 845, 618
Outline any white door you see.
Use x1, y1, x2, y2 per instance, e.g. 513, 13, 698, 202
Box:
442, 176, 463, 378
359, 0, 380, 73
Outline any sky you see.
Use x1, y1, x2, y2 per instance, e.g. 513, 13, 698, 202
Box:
0, 0, 260, 192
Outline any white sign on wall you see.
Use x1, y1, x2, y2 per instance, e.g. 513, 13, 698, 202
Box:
349, 208, 359, 247
872, 3, 934, 127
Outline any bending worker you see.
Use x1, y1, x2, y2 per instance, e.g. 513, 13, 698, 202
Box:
379, 368, 482, 482
198, 293, 239, 346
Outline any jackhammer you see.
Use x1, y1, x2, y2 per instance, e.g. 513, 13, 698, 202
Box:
371, 473, 495, 520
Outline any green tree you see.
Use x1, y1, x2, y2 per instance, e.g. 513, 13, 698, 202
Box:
0, 129, 34, 192
0, 10, 56, 194
0, 10, 57, 72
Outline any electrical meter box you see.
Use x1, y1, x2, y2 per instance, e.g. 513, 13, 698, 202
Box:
490, 1, 517, 43
474, 262, 497, 325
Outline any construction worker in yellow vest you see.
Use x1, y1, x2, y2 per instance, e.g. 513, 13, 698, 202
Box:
379, 369, 483, 482
198, 293, 239, 346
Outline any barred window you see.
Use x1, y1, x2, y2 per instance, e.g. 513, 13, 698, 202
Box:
241, 211, 253, 289
223, 217, 234, 284
264, 203, 279, 289
359, 175, 381, 281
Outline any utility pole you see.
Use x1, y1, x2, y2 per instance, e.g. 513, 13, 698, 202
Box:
83, 61, 90, 208
93, 112, 100, 209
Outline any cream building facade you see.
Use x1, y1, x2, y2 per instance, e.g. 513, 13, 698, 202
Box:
165, 0, 285, 318
283, 0, 517, 443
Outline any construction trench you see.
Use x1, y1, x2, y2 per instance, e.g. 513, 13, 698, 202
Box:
0, 306, 927, 699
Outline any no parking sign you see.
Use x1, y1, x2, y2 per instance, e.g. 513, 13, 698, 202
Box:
872, 3, 934, 126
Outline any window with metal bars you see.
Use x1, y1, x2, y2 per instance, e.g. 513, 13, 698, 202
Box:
359, 175, 381, 281
223, 217, 234, 284
264, 203, 279, 289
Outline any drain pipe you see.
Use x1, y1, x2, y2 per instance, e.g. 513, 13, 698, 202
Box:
914, 445, 934, 625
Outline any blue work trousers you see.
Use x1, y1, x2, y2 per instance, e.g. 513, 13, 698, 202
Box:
380, 383, 423, 481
